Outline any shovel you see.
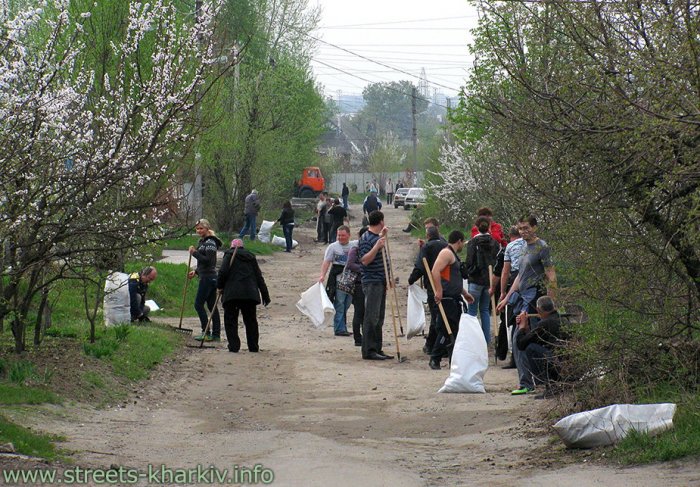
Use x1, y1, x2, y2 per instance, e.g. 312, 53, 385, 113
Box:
422, 257, 455, 347
383, 235, 405, 336
382, 247, 406, 363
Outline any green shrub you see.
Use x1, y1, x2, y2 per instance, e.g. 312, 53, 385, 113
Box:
9, 360, 36, 385
113, 324, 131, 342
83, 337, 118, 359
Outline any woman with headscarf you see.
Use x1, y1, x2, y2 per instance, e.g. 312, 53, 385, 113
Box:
217, 239, 271, 352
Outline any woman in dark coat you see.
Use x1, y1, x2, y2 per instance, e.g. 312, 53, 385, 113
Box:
217, 239, 270, 352
277, 200, 295, 252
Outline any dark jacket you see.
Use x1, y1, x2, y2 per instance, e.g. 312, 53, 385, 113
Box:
465, 233, 500, 286
278, 207, 295, 226
217, 248, 270, 305
341, 184, 349, 197
407, 237, 448, 294
516, 312, 562, 351
128, 273, 148, 320
193, 235, 223, 279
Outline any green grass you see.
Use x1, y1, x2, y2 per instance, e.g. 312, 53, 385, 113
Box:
0, 383, 61, 405
612, 393, 700, 463
0, 415, 64, 459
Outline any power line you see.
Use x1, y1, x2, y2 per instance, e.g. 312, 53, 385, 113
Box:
312, 59, 453, 110
321, 15, 478, 28
306, 33, 461, 93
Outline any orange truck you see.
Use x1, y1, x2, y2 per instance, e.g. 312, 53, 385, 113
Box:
294, 166, 325, 198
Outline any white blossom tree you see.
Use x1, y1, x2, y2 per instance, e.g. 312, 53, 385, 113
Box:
0, 0, 237, 351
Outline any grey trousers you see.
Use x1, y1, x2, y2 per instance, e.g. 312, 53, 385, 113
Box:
361, 281, 386, 358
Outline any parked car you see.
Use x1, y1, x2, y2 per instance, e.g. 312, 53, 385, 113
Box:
393, 187, 410, 208
404, 187, 426, 210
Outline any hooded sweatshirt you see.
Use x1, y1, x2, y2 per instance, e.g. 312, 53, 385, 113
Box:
193, 234, 223, 279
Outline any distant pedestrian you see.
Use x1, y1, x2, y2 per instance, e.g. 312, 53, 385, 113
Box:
239, 189, 261, 240
277, 201, 295, 252
327, 198, 348, 243
189, 219, 223, 341
385, 178, 394, 204
341, 183, 350, 209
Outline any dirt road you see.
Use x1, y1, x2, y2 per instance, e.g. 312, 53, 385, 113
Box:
31, 206, 700, 486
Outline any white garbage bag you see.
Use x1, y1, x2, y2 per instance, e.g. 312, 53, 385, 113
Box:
406, 284, 427, 339
296, 282, 335, 329
104, 272, 130, 326
257, 220, 275, 243
271, 235, 299, 248
438, 313, 488, 393
553, 403, 677, 448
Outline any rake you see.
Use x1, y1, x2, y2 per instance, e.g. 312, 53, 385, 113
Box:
172, 254, 195, 335
382, 246, 406, 363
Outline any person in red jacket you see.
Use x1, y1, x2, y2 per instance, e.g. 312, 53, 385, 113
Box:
470, 207, 507, 247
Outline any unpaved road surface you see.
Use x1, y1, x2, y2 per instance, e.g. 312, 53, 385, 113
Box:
8, 206, 700, 486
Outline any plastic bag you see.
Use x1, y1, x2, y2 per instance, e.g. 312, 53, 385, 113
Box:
438, 313, 488, 393
257, 220, 275, 243
296, 282, 335, 329
104, 272, 130, 326
553, 403, 677, 448
406, 284, 427, 339
271, 235, 299, 248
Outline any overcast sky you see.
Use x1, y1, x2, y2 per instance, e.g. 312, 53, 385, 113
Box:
309, 0, 481, 101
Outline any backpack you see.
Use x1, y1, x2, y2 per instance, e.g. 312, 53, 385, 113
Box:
465, 234, 498, 279
365, 194, 379, 213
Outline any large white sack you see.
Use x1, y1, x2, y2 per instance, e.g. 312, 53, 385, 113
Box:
104, 272, 130, 326
271, 235, 299, 248
438, 313, 488, 393
257, 220, 275, 243
406, 283, 427, 339
553, 403, 677, 449
296, 282, 335, 329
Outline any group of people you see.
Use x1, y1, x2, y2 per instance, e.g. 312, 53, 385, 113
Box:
128, 193, 561, 396
315, 192, 349, 244
406, 209, 561, 397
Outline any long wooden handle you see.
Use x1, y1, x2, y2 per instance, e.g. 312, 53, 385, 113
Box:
178, 254, 193, 330
384, 235, 404, 335
422, 257, 453, 337
488, 265, 498, 339
382, 247, 402, 359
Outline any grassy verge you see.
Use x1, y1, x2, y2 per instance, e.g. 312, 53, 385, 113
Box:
0, 415, 64, 460
612, 392, 700, 464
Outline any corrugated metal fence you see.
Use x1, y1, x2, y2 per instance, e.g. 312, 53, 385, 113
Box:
326, 171, 424, 195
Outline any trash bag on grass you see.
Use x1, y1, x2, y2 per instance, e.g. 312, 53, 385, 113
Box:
406, 284, 427, 339
271, 235, 299, 248
438, 313, 488, 393
296, 282, 335, 329
257, 220, 275, 243
104, 272, 130, 326
553, 403, 677, 448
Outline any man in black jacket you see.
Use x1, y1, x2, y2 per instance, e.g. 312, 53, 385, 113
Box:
407, 218, 447, 355
513, 295, 562, 396
217, 239, 270, 353
128, 266, 157, 322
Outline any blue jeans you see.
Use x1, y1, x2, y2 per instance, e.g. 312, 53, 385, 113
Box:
282, 223, 294, 251
239, 214, 256, 240
333, 289, 352, 334
342, 195, 348, 209
468, 282, 491, 344
194, 276, 220, 337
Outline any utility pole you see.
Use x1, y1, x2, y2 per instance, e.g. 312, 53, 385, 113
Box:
411, 86, 418, 184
